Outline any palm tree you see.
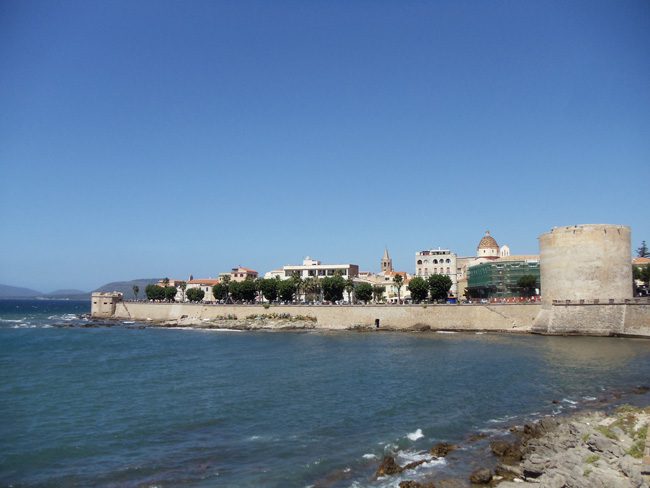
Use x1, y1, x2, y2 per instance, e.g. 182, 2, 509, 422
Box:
179, 281, 187, 302
304, 277, 321, 303
291, 271, 303, 303
393, 274, 404, 304
162, 277, 170, 286
345, 277, 355, 304
132, 285, 139, 301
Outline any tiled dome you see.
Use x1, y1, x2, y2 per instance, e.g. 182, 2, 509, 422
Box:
477, 230, 499, 250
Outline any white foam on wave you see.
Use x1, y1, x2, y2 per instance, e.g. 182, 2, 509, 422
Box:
362, 453, 377, 459
487, 414, 518, 424
583, 396, 597, 401
0, 318, 24, 323
436, 331, 457, 334
562, 398, 577, 405
395, 449, 429, 465
407, 428, 424, 441
124, 321, 135, 324
47, 314, 78, 321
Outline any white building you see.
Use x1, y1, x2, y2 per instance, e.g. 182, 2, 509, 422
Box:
186, 278, 220, 302
415, 248, 458, 296
266, 256, 360, 280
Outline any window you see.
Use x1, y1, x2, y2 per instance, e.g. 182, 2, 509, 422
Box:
433, 259, 438, 264
417, 260, 422, 265
446, 259, 451, 263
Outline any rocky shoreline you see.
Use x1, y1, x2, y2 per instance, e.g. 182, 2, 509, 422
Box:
373, 402, 650, 488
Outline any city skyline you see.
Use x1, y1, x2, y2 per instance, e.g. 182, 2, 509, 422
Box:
1, 1, 649, 291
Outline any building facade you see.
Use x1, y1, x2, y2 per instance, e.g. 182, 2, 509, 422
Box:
220, 266, 258, 282
467, 260, 540, 299
186, 278, 220, 302
415, 248, 458, 296
276, 257, 359, 279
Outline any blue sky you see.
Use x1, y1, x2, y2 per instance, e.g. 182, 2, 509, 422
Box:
1, 0, 649, 292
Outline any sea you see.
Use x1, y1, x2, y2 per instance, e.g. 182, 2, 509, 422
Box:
1, 299, 650, 487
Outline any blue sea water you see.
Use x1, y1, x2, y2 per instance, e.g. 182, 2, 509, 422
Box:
1, 299, 650, 487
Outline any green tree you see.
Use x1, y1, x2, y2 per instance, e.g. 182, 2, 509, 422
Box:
212, 283, 229, 301
322, 275, 346, 302
291, 272, 303, 301
637, 240, 649, 258
186, 288, 205, 302
234, 279, 257, 302
428, 274, 452, 301
393, 274, 404, 303
145, 284, 165, 301
303, 277, 321, 303
407, 277, 429, 303
162, 277, 170, 286
345, 277, 355, 304
163, 286, 177, 302
634, 265, 650, 286
372, 285, 386, 303
355, 282, 373, 304
278, 279, 297, 302
132, 285, 139, 300
516, 275, 538, 297
259, 279, 279, 302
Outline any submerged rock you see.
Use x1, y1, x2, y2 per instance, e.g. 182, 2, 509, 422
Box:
469, 467, 492, 484
399, 480, 436, 488
375, 456, 403, 477
430, 442, 457, 457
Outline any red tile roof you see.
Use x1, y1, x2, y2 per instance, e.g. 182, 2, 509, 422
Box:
187, 279, 220, 285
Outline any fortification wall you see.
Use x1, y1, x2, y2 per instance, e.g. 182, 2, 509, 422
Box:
109, 301, 540, 332
539, 224, 632, 303
98, 301, 650, 337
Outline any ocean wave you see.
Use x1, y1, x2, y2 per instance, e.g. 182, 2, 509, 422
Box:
395, 449, 429, 465
362, 453, 377, 459
583, 396, 597, 401
436, 331, 457, 334
487, 414, 518, 424
0, 318, 25, 323
47, 314, 78, 321
406, 428, 424, 441
561, 398, 578, 405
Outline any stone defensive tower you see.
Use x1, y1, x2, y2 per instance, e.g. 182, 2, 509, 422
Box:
539, 224, 632, 303
533, 224, 634, 335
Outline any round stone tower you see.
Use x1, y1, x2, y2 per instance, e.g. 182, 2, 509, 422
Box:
538, 224, 632, 304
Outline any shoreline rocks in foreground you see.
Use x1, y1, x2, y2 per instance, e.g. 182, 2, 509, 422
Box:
386, 404, 649, 488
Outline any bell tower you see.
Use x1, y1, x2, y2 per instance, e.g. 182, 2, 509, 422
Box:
381, 248, 393, 273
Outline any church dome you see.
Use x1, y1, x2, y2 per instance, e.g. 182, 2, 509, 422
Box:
477, 231, 500, 257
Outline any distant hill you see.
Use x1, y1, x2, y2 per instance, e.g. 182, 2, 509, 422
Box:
0, 279, 161, 300
0, 284, 43, 298
93, 278, 160, 300
42, 289, 91, 300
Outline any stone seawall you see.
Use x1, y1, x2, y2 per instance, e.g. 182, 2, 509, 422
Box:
108, 301, 540, 332
92, 300, 650, 337
533, 302, 650, 337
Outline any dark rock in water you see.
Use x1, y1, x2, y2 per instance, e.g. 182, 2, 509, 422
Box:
436, 480, 465, 488
375, 456, 403, 477
430, 442, 457, 457
468, 467, 492, 484
399, 480, 436, 488
402, 459, 427, 471
495, 463, 523, 480
489, 440, 522, 464
552, 399, 560, 404
631, 385, 650, 394
467, 432, 488, 442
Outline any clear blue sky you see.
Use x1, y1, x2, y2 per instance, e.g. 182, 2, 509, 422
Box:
1, 0, 649, 292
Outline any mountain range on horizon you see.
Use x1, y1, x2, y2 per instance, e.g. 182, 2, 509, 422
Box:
0, 279, 160, 300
